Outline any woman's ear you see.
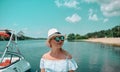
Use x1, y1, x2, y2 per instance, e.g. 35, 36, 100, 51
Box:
46, 40, 51, 48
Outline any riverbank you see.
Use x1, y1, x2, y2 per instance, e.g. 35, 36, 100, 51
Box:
84, 38, 120, 47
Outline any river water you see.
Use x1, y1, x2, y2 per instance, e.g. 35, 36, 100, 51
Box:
0, 40, 120, 72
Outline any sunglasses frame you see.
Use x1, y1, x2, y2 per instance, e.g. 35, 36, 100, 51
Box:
53, 36, 65, 42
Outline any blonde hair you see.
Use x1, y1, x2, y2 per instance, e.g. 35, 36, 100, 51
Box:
46, 38, 52, 48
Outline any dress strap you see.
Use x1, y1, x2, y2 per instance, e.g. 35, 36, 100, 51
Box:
65, 55, 69, 71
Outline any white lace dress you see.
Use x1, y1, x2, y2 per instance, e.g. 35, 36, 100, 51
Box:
40, 58, 78, 72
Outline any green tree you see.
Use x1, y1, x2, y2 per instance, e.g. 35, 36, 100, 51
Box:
67, 33, 75, 41
75, 34, 81, 39
112, 26, 120, 37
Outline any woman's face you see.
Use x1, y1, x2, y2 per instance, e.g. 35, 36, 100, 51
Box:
50, 36, 64, 48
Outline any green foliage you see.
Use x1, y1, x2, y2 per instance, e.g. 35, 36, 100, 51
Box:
67, 33, 75, 41
67, 25, 120, 41
67, 33, 87, 41
112, 26, 120, 37
75, 34, 81, 39
85, 25, 120, 38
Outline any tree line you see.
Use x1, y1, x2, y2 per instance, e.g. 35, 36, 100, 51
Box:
67, 25, 120, 41
1, 25, 120, 41
0, 30, 46, 41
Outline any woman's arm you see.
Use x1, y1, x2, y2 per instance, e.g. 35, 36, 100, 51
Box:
40, 68, 45, 72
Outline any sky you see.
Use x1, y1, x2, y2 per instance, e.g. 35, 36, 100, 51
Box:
0, 0, 120, 38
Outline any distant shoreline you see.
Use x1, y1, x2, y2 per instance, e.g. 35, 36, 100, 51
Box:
83, 38, 120, 47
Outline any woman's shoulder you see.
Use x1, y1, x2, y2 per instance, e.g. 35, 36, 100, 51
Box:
67, 54, 72, 59
66, 53, 72, 59
42, 52, 50, 59
62, 50, 72, 59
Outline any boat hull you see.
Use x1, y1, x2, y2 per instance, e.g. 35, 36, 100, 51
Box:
0, 59, 31, 72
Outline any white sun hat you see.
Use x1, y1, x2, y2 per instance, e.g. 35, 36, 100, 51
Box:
48, 28, 63, 39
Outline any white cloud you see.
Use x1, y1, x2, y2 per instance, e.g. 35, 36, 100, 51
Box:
65, 13, 81, 23
84, 0, 120, 17
100, 0, 120, 17
89, 8, 93, 15
88, 9, 98, 21
64, 0, 79, 8
54, 0, 63, 7
54, 0, 79, 8
103, 18, 109, 23
89, 14, 98, 21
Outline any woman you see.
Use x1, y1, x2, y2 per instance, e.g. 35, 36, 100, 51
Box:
40, 28, 78, 72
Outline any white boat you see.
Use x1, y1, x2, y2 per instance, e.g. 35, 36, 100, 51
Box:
0, 29, 31, 72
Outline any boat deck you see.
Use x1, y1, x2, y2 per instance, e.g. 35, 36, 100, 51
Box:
0, 57, 19, 67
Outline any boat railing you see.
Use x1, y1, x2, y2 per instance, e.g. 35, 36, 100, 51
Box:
0, 29, 31, 72
0, 30, 21, 63
0, 52, 22, 69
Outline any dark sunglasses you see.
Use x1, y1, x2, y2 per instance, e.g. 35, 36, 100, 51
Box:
54, 36, 65, 42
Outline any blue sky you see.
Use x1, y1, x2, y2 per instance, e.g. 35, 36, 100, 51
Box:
0, 0, 120, 38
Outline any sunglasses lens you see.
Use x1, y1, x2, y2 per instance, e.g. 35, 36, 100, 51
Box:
54, 37, 60, 42
60, 36, 64, 41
